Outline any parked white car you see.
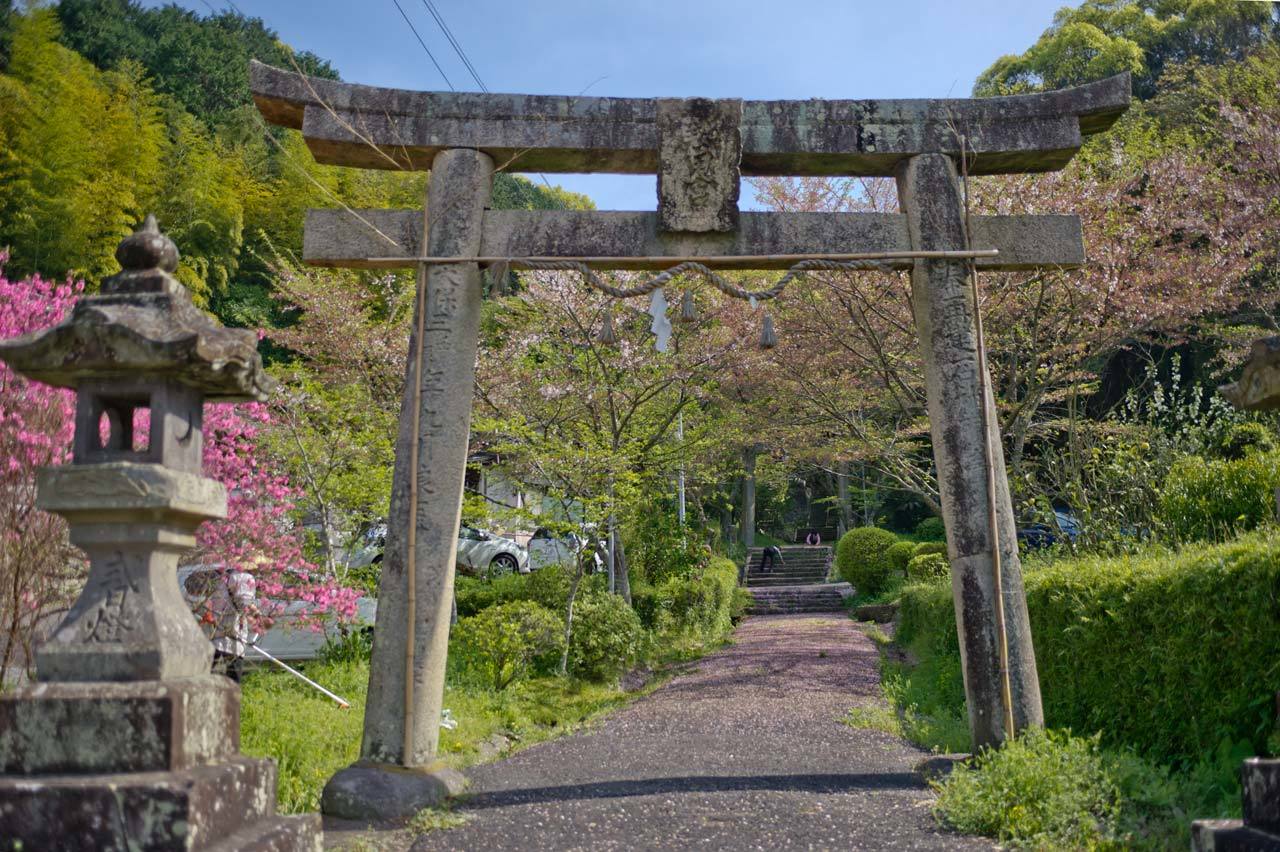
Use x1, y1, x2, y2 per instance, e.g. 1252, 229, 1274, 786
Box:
177, 565, 377, 662
346, 522, 530, 579
456, 524, 530, 577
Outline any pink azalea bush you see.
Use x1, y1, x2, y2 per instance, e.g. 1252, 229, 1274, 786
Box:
0, 256, 358, 684
0, 253, 82, 682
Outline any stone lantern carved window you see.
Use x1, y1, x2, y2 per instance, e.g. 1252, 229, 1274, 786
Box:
74, 379, 203, 472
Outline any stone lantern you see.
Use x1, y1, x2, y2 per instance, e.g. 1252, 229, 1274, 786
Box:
0, 217, 320, 849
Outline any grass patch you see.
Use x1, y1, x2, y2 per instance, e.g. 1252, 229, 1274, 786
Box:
407, 804, 472, 835
842, 702, 902, 736
240, 660, 650, 813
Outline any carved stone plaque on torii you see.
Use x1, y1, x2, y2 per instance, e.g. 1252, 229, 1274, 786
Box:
250, 61, 1129, 820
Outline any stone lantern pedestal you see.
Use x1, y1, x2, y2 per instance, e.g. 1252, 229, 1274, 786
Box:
0, 218, 320, 849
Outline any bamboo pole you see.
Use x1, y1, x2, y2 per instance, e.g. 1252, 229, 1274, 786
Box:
359, 249, 1000, 266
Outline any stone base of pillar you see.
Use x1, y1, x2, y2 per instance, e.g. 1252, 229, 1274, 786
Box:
1192, 758, 1280, 851
321, 761, 468, 821
0, 677, 319, 849
1191, 819, 1280, 850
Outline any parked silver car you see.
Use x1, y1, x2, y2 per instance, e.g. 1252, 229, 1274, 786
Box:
527, 526, 605, 573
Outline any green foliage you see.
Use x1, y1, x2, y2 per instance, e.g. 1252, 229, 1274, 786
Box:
932, 726, 1233, 849
627, 501, 712, 585
55, 0, 338, 127
491, 173, 594, 212
0, 10, 165, 282
835, 527, 900, 595
454, 573, 527, 618
974, 0, 1279, 99
263, 369, 397, 572
1158, 451, 1280, 541
898, 530, 1280, 764
452, 601, 564, 691
567, 593, 643, 682
521, 564, 575, 612
316, 627, 373, 665
933, 729, 1123, 849
1213, 421, 1276, 460
907, 552, 949, 582
884, 541, 917, 576
630, 557, 746, 647
914, 516, 946, 541
0, 2, 589, 324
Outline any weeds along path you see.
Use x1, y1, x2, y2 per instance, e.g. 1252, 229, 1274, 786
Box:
409, 614, 989, 851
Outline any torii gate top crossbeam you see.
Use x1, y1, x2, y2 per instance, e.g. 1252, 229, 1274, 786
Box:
250, 61, 1129, 177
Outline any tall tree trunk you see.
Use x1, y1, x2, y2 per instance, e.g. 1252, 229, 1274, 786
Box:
615, 536, 632, 604
740, 446, 758, 548
558, 557, 588, 676
836, 461, 852, 537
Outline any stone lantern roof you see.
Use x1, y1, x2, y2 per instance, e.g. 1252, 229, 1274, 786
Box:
0, 216, 274, 401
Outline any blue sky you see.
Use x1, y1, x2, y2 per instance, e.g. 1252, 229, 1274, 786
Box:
150, 0, 1069, 209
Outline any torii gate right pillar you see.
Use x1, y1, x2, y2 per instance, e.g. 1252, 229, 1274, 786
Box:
897, 153, 1044, 749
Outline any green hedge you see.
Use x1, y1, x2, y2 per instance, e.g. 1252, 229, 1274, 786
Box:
1159, 452, 1280, 542
897, 530, 1280, 764
835, 527, 900, 595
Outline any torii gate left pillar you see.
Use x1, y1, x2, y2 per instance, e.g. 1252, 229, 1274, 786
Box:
251, 61, 1129, 820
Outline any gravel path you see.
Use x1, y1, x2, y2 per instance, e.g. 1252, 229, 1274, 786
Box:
410, 614, 989, 851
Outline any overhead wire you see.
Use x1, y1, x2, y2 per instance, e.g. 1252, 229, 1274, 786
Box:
420, 0, 487, 92
415, 0, 559, 190
390, 0, 455, 90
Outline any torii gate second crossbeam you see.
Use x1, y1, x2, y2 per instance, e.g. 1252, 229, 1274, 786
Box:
250, 60, 1129, 821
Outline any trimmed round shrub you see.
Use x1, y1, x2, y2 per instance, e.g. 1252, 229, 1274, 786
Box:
567, 593, 643, 682
452, 601, 565, 690
911, 541, 947, 560
907, 552, 949, 582
835, 527, 900, 595
915, 516, 946, 541
885, 540, 917, 576
1158, 452, 1280, 542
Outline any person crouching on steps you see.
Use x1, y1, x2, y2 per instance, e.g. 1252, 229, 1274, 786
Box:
759, 544, 784, 573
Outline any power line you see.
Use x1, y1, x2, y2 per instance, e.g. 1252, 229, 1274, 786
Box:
415, 0, 566, 193
420, 0, 487, 92
390, 0, 455, 91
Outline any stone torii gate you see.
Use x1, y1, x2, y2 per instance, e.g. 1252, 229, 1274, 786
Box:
250, 61, 1129, 818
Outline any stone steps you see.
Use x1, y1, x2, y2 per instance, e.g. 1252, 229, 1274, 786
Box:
743, 546, 832, 590
746, 575, 830, 587
747, 582, 850, 615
